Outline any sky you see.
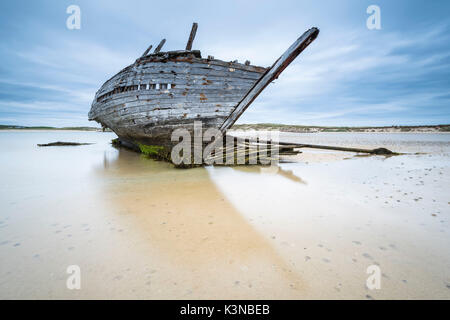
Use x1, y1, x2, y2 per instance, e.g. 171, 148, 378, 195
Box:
0, 0, 449, 127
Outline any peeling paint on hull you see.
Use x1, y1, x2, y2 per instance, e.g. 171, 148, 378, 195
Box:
89, 51, 266, 150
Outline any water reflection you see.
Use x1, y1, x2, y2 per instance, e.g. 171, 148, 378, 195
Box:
96, 148, 304, 296
231, 165, 306, 184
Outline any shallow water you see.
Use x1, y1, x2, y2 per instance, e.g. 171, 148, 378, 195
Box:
0, 130, 449, 299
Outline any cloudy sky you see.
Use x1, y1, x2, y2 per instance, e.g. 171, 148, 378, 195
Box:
0, 0, 449, 127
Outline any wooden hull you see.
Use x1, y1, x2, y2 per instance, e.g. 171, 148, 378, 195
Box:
88, 52, 266, 150
89, 27, 320, 160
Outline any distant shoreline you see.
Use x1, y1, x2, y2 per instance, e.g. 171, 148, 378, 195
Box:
1, 124, 449, 133
0, 125, 107, 132
232, 123, 450, 133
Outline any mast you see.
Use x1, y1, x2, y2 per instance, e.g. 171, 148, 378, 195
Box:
185, 22, 198, 51
141, 44, 153, 57
154, 39, 166, 53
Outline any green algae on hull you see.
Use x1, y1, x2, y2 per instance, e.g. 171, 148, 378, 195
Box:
110, 138, 172, 162
137, 142, 201, 168
138, 143, 165, 156
111, 138, 120, 146
137, 143, 171, 161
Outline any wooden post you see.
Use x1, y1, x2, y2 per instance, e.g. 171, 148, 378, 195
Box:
154, 39, 166, 53
185, 22, 198, 51
219, 28, 319, 133
141, 44, 153, 57
267, 140, 397, 155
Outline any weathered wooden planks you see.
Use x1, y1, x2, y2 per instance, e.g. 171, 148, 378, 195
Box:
92, 61, 263, 100
88, 57, 263, 125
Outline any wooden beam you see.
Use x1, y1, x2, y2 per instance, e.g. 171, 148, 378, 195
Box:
225, 135, 397, 155
219, 27, 320, 133
277, 142, 398, 155
185, 22, 198, 51
154, 39, 166, 53
141, 44, 153, 57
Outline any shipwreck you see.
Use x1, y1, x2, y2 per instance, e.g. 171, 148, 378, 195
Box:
88, 23, 320, 162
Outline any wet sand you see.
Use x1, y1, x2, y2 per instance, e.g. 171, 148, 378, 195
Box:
0, 130, 449, 299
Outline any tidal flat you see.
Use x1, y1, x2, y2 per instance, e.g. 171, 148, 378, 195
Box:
0, 130, 449, 299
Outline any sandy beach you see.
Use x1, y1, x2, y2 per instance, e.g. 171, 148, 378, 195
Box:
0, 130, 449, 299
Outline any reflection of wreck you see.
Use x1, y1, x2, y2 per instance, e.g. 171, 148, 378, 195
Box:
89, 23, 319, 160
